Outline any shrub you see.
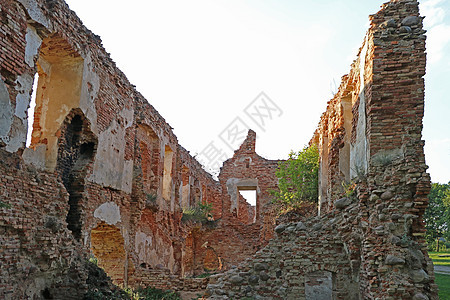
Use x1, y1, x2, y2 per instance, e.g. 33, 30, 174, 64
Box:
271, 145, 319, 212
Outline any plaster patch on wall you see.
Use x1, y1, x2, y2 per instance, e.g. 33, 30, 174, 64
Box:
135, 231, 153, 264
88, 107, 134, 193
350, 36, 369, 179
305, 270, 333, 300
226, 178, 258, 214
122, 159, 134, 193
15, 74, 33, 119
0, 78, 12, 144
18, 0, 51, 29
5, 74, 34, 152
4, 117, 27, 153
135, 230, 175, 271
94, 202, 121, 225
80, 54, 99, 135
23, 144, 46, 170
24, 26, 42, 68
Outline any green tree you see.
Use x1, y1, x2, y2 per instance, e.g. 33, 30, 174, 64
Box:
272, 145, 319, 211
424, 182, 450, 249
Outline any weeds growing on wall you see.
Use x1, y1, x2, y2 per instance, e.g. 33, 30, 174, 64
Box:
271, 145, 319, 213
145, 192, 158, 211
341, 180, 356, 199
0, 201, 11, 209
88, 255, 98, 266
128, 287, 181, 300
146, 192, 157, 203
181, 202, 213, 224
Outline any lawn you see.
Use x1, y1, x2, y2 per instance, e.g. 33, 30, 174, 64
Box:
429, 251, 450, 266
435, 273, 450, 299
429, 251, 450, 299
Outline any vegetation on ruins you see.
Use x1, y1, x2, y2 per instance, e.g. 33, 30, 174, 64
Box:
85, 286, 181, 300
145, 192, 159, 212
84, 259, 183, 300
128, 287, 181, 300
424, 182, 450, 251
181, 202, 213, 223
195, 272, 217, 278
0, 200, 11, 209
146, 192, 157, 204
341, 180, 357, 199
271, 145, 319, 212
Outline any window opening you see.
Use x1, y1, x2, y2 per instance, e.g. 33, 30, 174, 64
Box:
238, 188, 257, 224
26, 73, 39, 147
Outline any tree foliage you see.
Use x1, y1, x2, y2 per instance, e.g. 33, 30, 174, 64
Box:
272, 145, 319, 211
424, 182, 450, 248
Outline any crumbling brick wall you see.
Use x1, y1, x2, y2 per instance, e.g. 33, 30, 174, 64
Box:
0, 0, 282, 297
205, 219, 357, 299
0, 150, 88, 299
205, 0, 437, 299
190, 131, 281, 274
218, 130, 281, 242
0, 0, 435, 298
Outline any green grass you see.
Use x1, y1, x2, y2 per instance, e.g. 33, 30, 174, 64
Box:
429, 251, 450, 266
429, 251, 450, 299
436, 274, 450, 299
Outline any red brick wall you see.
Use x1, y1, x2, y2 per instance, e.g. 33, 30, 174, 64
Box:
0, 150, 88, 299
3, 0, 434, 299
207, 1, 436, 299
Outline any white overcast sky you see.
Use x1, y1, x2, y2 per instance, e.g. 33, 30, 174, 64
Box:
64, 0, 450, 184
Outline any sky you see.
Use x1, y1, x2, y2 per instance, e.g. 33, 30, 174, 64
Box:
62, 0, 450, 184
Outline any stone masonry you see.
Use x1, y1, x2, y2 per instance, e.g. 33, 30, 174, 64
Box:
0, 0, 436, 299
204, 0, 436, 299
0, 0, 281, 298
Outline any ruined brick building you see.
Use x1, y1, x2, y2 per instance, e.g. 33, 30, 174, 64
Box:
0, 0, 437, 299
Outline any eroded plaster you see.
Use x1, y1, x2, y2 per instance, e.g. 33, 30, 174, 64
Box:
0, 79, 12, 145
89, 107, 134, 193
135, 231, 176, 272
350, 37, 369, 179
18, 0, 52, 29
24, 25, 42, 68
93, 202, 121, 225
6, 74, 34, 153
79, 54, 99, 136
226, 178, 259, 215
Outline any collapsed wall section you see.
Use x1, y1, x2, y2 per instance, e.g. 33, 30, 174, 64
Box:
0, 0, 281, 296
0, 0, 435, 298
205, 0, 436, 299
219, 130, 280, 240
205, 218, 357, 299
193, 130, 281, 274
